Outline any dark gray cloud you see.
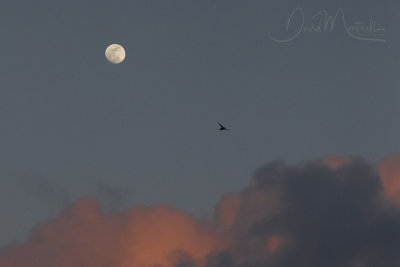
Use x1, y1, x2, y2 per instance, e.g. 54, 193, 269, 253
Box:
206, 158, 400, 267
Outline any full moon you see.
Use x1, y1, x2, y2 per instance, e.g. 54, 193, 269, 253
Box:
105, 44, 126, 64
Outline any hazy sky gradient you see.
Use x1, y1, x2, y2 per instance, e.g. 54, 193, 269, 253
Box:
0, 0, 399, 246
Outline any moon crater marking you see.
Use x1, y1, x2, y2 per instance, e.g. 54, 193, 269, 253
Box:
105, 44, 126, 64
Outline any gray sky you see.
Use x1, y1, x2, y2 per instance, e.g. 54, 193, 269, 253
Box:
0, 0, 399, 246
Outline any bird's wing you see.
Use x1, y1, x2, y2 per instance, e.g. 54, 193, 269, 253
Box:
218, 122, 223, 127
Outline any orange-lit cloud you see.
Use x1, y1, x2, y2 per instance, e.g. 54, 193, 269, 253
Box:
321, 155, 352, 170
214, 193, 240, 232
265, 235, 284, 253
0, 198, 222, 267
378, 154, 400, 206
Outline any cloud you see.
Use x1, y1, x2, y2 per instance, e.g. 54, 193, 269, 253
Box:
0, 198, 221, 267
378, 154, 400, 206
1, 156, 400, 267
321, 155, 352, 170
212, 158, 400, 267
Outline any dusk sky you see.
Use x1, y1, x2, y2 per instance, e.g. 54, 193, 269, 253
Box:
0, 1, 400, 266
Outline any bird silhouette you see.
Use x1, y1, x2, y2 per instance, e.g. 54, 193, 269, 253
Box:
218, 122, 229, 131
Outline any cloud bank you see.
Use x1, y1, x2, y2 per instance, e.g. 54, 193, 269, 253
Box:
1, 155, 400, 267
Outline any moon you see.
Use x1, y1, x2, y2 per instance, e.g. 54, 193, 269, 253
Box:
105, 44, 126, 64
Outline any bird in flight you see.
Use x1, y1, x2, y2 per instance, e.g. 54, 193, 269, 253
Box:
218, 122, 229, 131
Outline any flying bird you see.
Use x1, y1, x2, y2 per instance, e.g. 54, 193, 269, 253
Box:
218, 122, 229, 131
